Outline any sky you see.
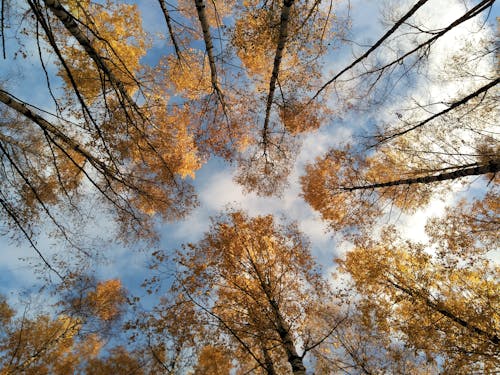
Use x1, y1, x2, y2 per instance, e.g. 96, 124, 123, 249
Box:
0, 0, 498, 312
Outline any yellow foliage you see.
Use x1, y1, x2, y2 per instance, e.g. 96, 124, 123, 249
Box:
165, 49, 212, 99
339, 228, 500, 372
162, 210, 334, 372
85, 279, 126, 321
58, 0, 150, 103
279, 100, 322, 134
193, 345, 232, 375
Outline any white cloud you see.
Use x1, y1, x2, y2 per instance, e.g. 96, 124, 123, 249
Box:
397, 194, 454, 243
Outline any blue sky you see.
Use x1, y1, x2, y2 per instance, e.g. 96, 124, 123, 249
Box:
0, 0, 498, 312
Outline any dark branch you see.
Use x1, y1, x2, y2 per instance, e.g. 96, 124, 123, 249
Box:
158, 0, 182, 61
309, 0, 430, 102
374, 77, 499, 144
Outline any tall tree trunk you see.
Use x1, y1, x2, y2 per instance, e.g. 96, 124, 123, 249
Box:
247, 250, 306, 374
262, 0, 294, 144
158, 0, 182, 60
268, 298, 306, 374
194, 0, 226, 109
342, 159, 499, 192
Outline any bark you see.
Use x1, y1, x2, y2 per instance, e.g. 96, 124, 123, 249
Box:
263, 0, 294, 144
267, 297, 306, 374
194, 0, 226, 109
1, 0, 6, 59
342, 159, 499, 192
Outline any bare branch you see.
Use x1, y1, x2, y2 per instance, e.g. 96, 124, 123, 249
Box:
374, 77, 499, 144
310, 0, 430, 102
0, 193, 63, 280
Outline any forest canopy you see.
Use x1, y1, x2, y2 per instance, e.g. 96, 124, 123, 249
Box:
0, 0, 498, 373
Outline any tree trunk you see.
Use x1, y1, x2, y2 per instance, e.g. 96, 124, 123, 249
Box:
158, 0, 182, 60
267, 296, 306, 374
0, 89, 118, 181
194, 0, 226, 109
263, 0, 294, 143
343, 159, 499, 192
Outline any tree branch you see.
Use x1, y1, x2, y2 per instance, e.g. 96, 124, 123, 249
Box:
374, 76, 499, 144
387, 277, 499, 345
194, 0, 227, 113
309, 0, 430, 102
158, 0, 182, 61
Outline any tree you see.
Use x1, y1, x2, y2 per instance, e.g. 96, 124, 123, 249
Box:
126, 292, 203, 374
0, 278, 128, 374
231, 0, 343, 195
0, 0, 346, 270
301, 143, 498, 233
145, 210, 344, 374
0, 0, 201, 276
309, 0, 496, 108
298, 5, 499, 370
0, 1, 498, 372
301, 0, 498, 233
338, 226, 499, 373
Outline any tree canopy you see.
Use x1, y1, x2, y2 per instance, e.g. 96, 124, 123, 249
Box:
0, 0, 498, 373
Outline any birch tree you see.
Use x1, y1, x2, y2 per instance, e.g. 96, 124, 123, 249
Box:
145, 210, 344, 374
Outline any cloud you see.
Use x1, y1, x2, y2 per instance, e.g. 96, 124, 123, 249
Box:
397, 194, 454, 243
